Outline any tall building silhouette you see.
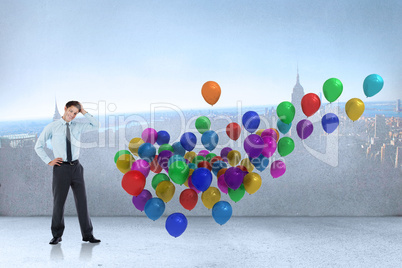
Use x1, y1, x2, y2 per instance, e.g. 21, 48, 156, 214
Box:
53, 99, 62, 121
290, 69, 305, 137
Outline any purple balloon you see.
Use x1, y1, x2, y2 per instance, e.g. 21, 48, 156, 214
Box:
132, 189, 153, 212
157, 150, 173, 172
198, 150, 209, 157
270, 160, 286, 178
261, 136, 277, 158
131, 159, 150, 178
224, 167, 245, 190
296, 119, 314, 140
261, 129, 278, 141
188, 175, 201, 194
217, 174, 228, 194
142, 128, 158, 144
244, 134, 264, 158
220, 147, 232, 163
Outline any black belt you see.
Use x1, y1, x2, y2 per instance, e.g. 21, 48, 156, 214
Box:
62, 160, 79, 166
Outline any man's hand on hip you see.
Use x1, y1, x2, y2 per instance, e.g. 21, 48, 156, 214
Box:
48, 158, 63, 166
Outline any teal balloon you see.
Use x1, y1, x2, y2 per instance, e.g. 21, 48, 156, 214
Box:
277, 119, 292, 134
249, 154, 269, 172
363, 74, 384, 97
138, 143, 156, 162
172, 142, 186, 156
212, 201, 232, 225
168, 155, 185, 167
201, 130, 219, 151
144, 198, 165, 221
188, 162, 197, 170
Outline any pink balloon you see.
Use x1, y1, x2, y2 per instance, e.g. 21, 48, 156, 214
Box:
217, 174, 228, 194
132, 189, 152, 212
262, 136, 277, 158
188, 175, 201, 194
198, 150, 209, 157
131, 159, 150, 178
270, 160, 286, 178
142, 128, 158, 144
261, 129, 278, 141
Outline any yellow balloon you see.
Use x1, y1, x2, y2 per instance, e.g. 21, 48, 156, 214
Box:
116, 154, 135, 174
201, 187, 221, 209
240, 158, 254, 172
345, 98, 365, 121
227, 150, 241, 166
256, 129, 264, 136
243, 172, 262, 194
184, 151, 197, 163
156, 180, 175, 203
128, 137, 144, 156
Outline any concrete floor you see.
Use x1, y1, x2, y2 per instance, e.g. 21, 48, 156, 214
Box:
0, 217, 401, 267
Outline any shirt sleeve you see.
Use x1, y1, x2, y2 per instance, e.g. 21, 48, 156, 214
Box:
80, 112, 100, 133
34, 124, 53, 165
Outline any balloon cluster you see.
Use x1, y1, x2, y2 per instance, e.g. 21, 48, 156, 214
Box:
114, 75, 384, 237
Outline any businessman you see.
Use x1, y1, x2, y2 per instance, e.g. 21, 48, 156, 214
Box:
35, 101, 101, 245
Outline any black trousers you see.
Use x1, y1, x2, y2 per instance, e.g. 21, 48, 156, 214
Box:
51, 161, 93, 238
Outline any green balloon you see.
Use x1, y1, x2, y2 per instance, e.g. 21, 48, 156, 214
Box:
158, 144, 174, 154
206, 153, 217, 162
168, 161, 190, 185
277, 137, 295, 157
114, 150, 131, 163
228, 184, 245, 203
323, 78, 343, 103
276, 101, 295, 124
151, 173, 170, 190
192, 155, 206, 165
195, 116, 211, 134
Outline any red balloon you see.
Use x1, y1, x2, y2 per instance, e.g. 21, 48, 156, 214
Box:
121, 170, 146, 196
301, 93, 321, 117
198, 161, 212, 171
210, 156, 224, 164
179, 188, 198, 210
226, 122, 241, 141
236, 165, 249, 173
150, 155, 162, 173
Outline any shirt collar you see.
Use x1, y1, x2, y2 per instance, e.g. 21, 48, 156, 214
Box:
59, 118, 72, 125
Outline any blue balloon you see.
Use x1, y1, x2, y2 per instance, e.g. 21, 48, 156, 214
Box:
212, 160, 227, 176
188, 162, 197, 170
172, 141, 186, 156
144, 198, 165, 221
168, 155, 185, 167
180, 132, 197, 151
363, 74, 384, 97
191, 168, 212, 191
165, 213, 188, 238
138, 143, 156, 162
156, 130, 170, 145
201, 130, 219, 151
249, 154, 269, 172
277, 119, 292, 134
212, 201, 232, 225
321, 113, 339, 134
242, 111, 260, 133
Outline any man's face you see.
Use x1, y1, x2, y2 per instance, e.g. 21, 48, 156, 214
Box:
63, 105, 79, 122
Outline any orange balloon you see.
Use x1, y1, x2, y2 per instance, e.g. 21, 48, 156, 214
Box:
201, 81, 221, 105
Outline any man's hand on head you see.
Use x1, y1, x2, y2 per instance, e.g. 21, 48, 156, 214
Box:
79, 102, 87, 115
48, 158, 63, 166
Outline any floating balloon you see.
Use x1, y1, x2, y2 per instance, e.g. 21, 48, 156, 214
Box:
206, 153, 217, 162
187, 175, 201, 194
217, 174, 229, 194
228, 184, 245, 202
243, 172, 262, 194
201, 81, 221, 106
217, 168, 228, 179
321, 113, 339, 134
261, 128, 278, 141
201, 130, 219, 151
121, 170, 146, 196
193, 155, 206, 165
296, 119, 314, 140
157, 150, 173, 172
301, 93, 321, 117
226, 122, 241, 140
211, 156, 224, 165
240, 158, 254, 173
345, 98, 365, 121
260, 136, 276, 158
128, 138, 144, 157
191, 168, 213, 192
141, 128, 158, 144
220, 147, 232, 163
132, 189, 152, 212
168, 160, 190, 185
138, 143, 156, 163
144, 198, 165, 221
156, 180, 175, 203
184, 151, 197, 163
180, 132, 197, 151
277, 101, 295, 124
172, 142, 186, 156
116, 153, 135, 174
256, 129, 264, 136
151, 173, 170, 190
201, 187, 221, 209
198, 160, 212, 171
131, 159, 150, 178
158, 144, 174, 154
363, 74, 384, 97
270, 160, 286, 178
198, 150, 210, 157
277, 119, 292, 135
165, 213, 188, 238
150, 155, 162, 173
114, 149, 132, 163
224, 167, 245, 190
323, 78, 343, 103
227, 150, 241, 167
277, 137, 295, 157
156, 130, 170, 146
242, 111, 260, 133
195, 116, 211, 134
179, 189, 198, 211
249, 154, 269, 172
168, 155, 186, 167
212, 201, 232, 225
188, 162, 197, 170
244, 134, 264, 158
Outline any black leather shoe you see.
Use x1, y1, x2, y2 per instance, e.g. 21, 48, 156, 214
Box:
49, 237, 62, 245
83, 236, 101, 243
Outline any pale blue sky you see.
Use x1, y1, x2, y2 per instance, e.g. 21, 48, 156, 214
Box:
0, 0, 401, 120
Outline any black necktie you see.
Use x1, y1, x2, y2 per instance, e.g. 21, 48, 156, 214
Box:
66, 123, 72, 162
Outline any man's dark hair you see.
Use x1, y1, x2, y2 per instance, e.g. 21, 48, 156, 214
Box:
65, 101, 81, 112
